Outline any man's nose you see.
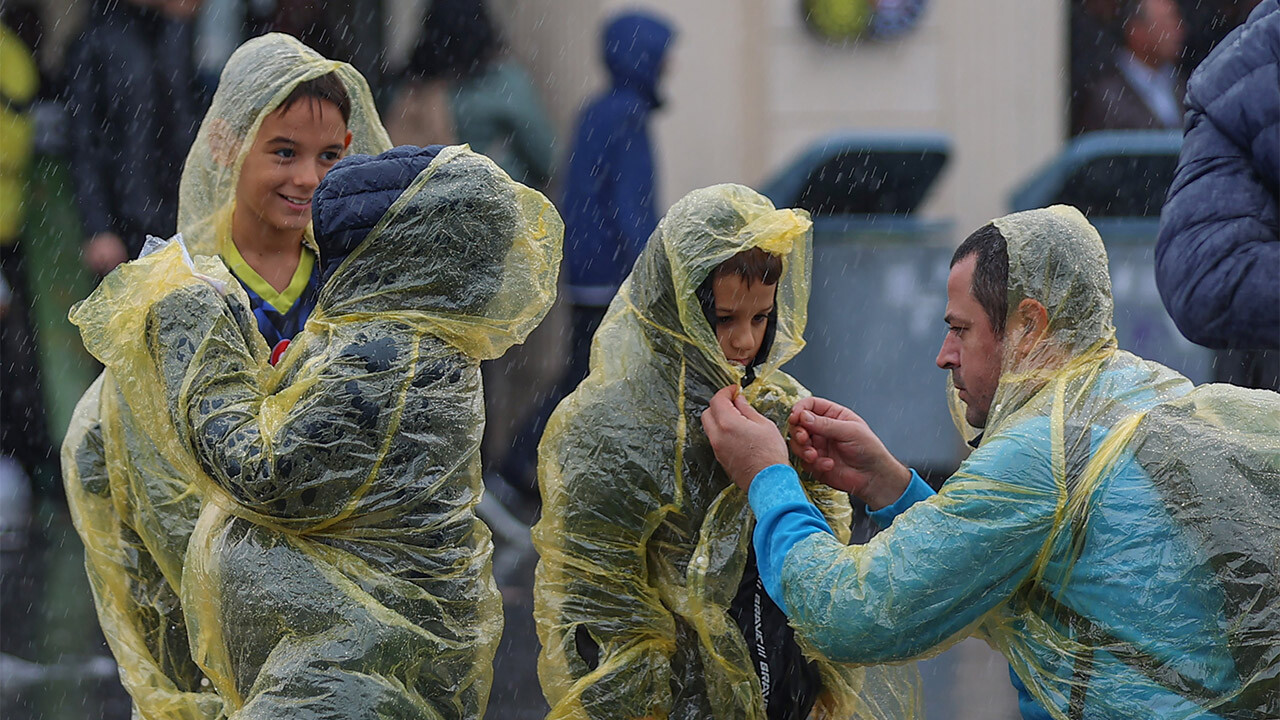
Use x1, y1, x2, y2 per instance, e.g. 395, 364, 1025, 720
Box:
936, 334, 958, 370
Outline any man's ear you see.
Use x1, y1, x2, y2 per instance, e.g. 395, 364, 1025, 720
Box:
1014, 298, 1050, 355
343, 131, 353, 151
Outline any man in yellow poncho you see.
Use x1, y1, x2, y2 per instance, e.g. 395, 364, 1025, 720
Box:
704, 205, 1280, 719
534, 184, 920, 720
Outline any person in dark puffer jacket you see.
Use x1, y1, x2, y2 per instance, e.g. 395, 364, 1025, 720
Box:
1155, 0, 1279, 388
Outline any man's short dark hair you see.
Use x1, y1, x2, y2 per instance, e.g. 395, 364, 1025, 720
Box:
278, 73, 352, 124
951, 223, 1009, 335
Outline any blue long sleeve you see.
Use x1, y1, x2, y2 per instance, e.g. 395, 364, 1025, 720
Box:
747, 464, 833, 614
866, 469, 934, 528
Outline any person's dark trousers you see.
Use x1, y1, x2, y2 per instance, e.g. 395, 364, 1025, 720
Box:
498, 304, 608, 498
0, 242, 55, 486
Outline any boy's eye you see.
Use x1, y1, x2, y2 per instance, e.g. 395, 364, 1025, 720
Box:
273, 147, 295, 159
753, 314, 769, 324
716, 316, 733, 326
320, 150, 341, 162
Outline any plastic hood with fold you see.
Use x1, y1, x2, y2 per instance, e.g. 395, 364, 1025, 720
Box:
177, 32, 392, 257
781, 205, 1279, 719
63, 145, 562, 719
533, 183, 921, 720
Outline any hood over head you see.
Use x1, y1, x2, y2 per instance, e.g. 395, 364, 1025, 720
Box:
602, 11, 675, 106
310, 144, 563, 360
178, 32, 392, 256
950, 205, 1120, 440
596, 183, 810, 394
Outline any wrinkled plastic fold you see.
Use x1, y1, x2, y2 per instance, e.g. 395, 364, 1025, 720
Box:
533, 184, 921, 719
64, 143, 562, 720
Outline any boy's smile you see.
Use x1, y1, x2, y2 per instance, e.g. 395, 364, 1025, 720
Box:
234, 98, 352, 240
712, 274, 776, 367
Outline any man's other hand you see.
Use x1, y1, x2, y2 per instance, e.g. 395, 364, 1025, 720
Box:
701, 386, 788, 492
788, 396, 910, 510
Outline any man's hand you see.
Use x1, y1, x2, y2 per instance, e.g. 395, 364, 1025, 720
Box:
788, 396, 911, 510
701, 386, 789, 492
84, 232, 128, 276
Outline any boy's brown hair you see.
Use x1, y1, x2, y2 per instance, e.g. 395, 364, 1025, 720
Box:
278, 72, 352, 124
710, 247, 783, 286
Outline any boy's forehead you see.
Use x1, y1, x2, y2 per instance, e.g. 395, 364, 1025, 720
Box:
711, 274, 776, 306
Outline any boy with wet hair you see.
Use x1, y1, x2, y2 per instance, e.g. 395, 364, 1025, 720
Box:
533, 184, 918, 720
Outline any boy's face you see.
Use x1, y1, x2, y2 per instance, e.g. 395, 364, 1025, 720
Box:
235, 99, 351, 238
711, 274, 775, 367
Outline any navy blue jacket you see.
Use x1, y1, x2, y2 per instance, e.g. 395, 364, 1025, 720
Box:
1155, 0, 1279, 350
312, 144, 445, 283
561, 12, 674, 306
66, 0, 205, 255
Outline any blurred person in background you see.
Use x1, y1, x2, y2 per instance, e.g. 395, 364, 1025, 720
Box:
560, 10, 674, 401
65, 0, 206, 276
0, 19, 49, 499
387, 0, 563, 522
1078, 0, 1186, 132
1156, 0, 1278, 390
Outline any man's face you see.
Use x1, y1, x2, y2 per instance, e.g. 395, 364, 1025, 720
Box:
711, 274, 775, 368
234, 99, 351, 239
936, 255, 1005, 428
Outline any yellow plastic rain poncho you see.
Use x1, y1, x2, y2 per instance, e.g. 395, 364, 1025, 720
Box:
65, 144, 561, 719
533, 184, 921, 720
778, 206, 1280, 719
60, 33, 392, 720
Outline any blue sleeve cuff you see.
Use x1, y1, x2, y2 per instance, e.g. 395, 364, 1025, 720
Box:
866, 468, 935, 529
748, 464, 834, 614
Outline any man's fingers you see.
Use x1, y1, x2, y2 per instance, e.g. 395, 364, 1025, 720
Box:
798, 409, 861, 444
800, 395, 858, 422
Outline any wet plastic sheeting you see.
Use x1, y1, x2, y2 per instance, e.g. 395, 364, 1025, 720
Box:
534, 184, 921, 719
62, 145, 562, 719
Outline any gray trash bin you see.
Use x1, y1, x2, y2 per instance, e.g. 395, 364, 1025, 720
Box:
762, 132, 966, 476
1010, 130, 1214, 383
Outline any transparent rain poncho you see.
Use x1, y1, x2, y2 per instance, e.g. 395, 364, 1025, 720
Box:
63, 144, 562, 720
779, 206, 1280, 719
533, 184, 921, 720
177, 32, 392, 257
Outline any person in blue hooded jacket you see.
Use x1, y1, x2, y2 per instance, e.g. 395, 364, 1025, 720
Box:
561, 10, 675, 392
1155, 0, 1278, 388
703, 207, 1280, 720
